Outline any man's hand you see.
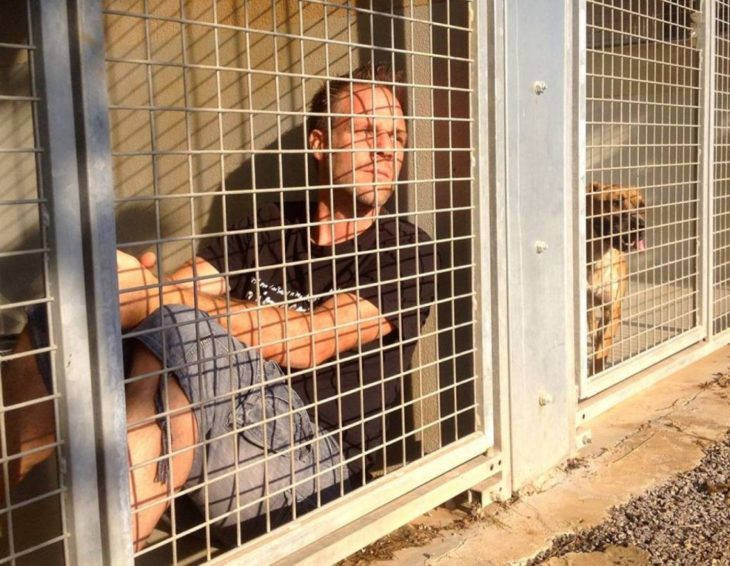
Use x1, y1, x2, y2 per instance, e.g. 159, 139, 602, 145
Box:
117, 250, 161, 330
138, 251, 158, 271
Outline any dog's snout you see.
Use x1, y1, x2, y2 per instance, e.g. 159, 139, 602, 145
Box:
626, 211, 646, 232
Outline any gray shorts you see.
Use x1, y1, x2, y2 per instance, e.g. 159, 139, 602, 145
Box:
29, 304, 348, 544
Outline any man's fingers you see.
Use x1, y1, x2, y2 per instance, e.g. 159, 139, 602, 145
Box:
117, 249, 150, 279
139, 251, 157, 270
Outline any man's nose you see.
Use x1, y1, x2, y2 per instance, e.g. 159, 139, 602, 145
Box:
375, 132, 395, 160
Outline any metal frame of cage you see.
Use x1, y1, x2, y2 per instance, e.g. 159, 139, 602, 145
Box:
0, 0, 128, 564
0, 0, 507, 564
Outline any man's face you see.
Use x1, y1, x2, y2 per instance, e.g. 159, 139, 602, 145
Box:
312, 84, 407, 211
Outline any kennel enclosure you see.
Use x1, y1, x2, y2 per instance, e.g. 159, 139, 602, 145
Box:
2, 1, 730, 564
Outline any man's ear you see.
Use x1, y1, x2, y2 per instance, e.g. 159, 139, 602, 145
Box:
309, 128, 327, 164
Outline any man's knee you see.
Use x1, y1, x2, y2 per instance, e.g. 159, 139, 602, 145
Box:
132, 304, 242, 371
134, 305, 220, 342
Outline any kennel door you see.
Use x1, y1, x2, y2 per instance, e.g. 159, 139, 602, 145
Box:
579, 0, 706, 398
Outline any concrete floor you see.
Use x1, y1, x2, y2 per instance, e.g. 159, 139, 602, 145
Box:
362, 345, 730, 565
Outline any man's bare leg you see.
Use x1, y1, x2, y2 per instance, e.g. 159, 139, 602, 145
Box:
1, 327, 57, 498
125, 343, 197, 550
2, 329, 198, 550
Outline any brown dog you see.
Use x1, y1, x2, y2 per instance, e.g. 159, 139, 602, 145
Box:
586, 183, 647, 374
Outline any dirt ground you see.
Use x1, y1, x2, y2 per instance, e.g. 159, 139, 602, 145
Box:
340, 351, 730, 565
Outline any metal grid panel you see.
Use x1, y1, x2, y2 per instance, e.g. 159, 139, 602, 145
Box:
714, 1, 730, 331
0, 2, 67, 564
584, 0, 702, 390
103, 0, 482, 562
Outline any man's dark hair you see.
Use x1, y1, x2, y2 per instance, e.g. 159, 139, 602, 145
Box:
306, 61, 406, 141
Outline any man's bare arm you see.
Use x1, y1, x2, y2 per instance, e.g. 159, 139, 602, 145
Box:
118, 251, 393, 369
139, 253, 227, 297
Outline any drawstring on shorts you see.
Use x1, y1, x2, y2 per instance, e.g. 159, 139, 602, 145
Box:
154, 377, 171, 484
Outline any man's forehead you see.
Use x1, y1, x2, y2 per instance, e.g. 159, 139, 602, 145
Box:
333, 84, 404, 118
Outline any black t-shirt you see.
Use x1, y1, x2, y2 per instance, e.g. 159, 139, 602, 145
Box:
200, 201, 435, 476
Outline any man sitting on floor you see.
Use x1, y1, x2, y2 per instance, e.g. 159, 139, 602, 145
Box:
2, 61, 435, 548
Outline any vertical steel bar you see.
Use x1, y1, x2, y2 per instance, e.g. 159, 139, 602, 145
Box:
31, 0, 107, 563
472, 0, 494, 449
702, 0, 717, 338
486, 0, 512, 479
66, 0, 133, 562
575, 0, 589, 397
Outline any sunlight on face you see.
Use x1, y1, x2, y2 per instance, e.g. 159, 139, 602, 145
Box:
325, 84, 407, 210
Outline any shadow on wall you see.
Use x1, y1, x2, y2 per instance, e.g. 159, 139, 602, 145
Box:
0, 0, 26, 68
202, 125, 314, 235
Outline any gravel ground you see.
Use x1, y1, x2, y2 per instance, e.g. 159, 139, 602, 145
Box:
529, 431, 730, 565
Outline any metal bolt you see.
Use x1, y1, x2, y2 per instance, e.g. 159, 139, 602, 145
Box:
578, 430, 593, 447
533, 80, 548, 95
535, 240, 548, 254
538, 392, 553, 406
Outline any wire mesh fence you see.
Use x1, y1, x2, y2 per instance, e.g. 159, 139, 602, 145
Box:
0, 1, 69, 564
0, 1, 486, 563
714, 0, 730, 331
104, 0, 480, 562
584, 0, 702, 387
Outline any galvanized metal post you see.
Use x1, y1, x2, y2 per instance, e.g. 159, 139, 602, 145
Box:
31, 0, 105, 563
502, 0, 577, 486
473, 0, 495, 453
701, 0, 716, 338
574, 0, 589, 396
482, 0, 512, 485
66, 0, 134, 562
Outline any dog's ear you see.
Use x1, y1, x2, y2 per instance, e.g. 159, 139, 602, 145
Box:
627, 190, 646, 210
586, 182, 600, 194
